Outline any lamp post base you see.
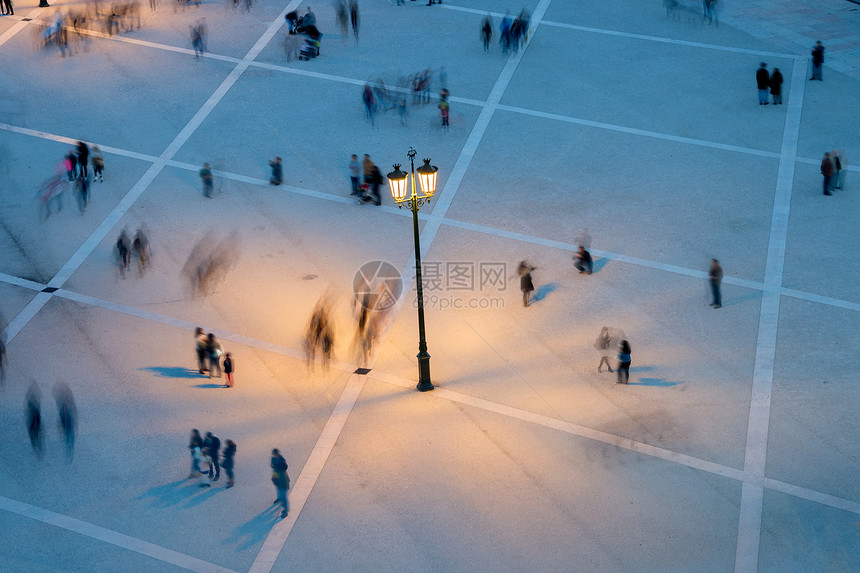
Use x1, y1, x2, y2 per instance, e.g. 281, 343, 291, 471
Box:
416, 350, 433, 392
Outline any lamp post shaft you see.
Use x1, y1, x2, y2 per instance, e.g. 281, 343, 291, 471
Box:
410, 156, 433, 392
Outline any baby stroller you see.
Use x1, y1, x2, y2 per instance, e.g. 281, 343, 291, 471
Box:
298, 25, 321, 60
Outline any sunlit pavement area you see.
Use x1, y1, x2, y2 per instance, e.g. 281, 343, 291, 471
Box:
1, 0, 859, 570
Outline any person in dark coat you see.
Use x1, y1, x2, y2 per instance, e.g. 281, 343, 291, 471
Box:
617, 340, 631, 384
188, 429, 203, 478
573, 246, 593, 275
27, 388, 43, 457
204, 432, 221, 481
77, 141, 89, 179
769, 68, 783, 105
207, 333, 222, 378
810, 41, 824, 81
518, 261, 535, 307
821, 152, 834, 196
756, 62, 770, 105
271, 449, 290, 518
709, 259, 723, 308
195, 327, 208, 374
269, 157, 282, 185
222, 440, 236, 488
223, 352, 234, 388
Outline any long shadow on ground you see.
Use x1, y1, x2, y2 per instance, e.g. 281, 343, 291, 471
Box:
226, 505, 283, 551
140, 366, 204, 379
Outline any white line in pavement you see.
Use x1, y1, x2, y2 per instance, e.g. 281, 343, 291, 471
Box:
734, 55, 806, 573
249, 372, 367, 573
0, 495, 237, 573
1, 292, 52, 342
0, 7, 47, 48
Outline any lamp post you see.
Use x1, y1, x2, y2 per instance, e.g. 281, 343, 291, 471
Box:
387, 148, 438, 392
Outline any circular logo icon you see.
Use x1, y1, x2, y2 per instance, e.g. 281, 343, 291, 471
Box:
353, 260, 402, 311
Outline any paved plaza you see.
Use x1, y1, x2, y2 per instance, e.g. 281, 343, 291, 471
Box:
0, 0, 859, 571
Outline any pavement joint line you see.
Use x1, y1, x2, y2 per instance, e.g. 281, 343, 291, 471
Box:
249, 371, 367, 573
734, 55, 805, 573
0, 7, 47, 48
10, 286, 860, 523
0, 495, 238, 573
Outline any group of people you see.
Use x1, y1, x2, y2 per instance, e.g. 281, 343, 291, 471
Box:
593, 327, 633, 384
195, 328, 234, 386
820, 150, 848, 196
188, 429, 236, 488
482, 9, 529, 55
755, 62, 784, 106
115, 229, 150, 278
360, 67, 447, 128
348, 153, 384, 206
304, 298, 334, 368
25, 383, 77, 458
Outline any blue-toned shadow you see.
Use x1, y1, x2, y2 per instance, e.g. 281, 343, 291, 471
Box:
140, 366, 204, 379
531, 283, 559, 303
628, 378, 682, 387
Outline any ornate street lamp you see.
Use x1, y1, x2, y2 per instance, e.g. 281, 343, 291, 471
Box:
387, 148, 438, 392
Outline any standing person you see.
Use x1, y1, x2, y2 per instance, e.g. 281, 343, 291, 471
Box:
269, 157, 282, 186
189, 429, 203, 478
709, 259, 723, 308
200, 163, 213, 197
617, 340, 631, 384
91, 146, 104, 182
756, 63, 770, 105
77, 141, 89, 179
55, 383, 77, 458
810, 41, 824, 81
204, 431, 221, 481
116, 231, 131, 278
769, 67, 783, 105
222, 440, 236, 488
349, 0, 359, 43
75, 175, 90, 214
821, 152, 834, 196
195, 327, 209, 374
349, 154, 361, 196
194, 446, 212, 487
207, 333, 222, 378
271, 449, 290, 519
368, 162, 383, 206
573, 245, 593, 275
834, 149, 848, 190
362, 84, 376, 126
223, 352, 234, 388
832, 149, 843, 190
65, 150, 78, 181
594, 327, 614, 373
500, 12, 511, 54
480, 14, 493, 52
518, 260, 535, 307
438, 89, 450, 130
26, 387, 43, 457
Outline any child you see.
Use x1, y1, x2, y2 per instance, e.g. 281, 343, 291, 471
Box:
223, 352, 234, 388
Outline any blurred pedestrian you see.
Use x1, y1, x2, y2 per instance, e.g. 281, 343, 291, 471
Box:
709, 259, 723, 308
269, 157, 282, 186
756, 63, 770, 105
207, 333, 223, 378
26, 386, 43, 457
594, 327, 614, 373
54, 383, 77, 458
200, 163, 213, 197
500, 12, 511, 54
193, 446, 212, 487
223, 352, 234, 388
573, 245, 593, 275
91, 146, 105, 182
810, 41, 824, 81
518, 261, 535, 307
832, 149, 843, 190
222, 440, 236, 488
188, 429, 203, 477
204, 431, 221, 481
77, 141, 89, 179
133, 229, 150, 276
575, 228, 592, 249
362, 84, 376, 126
617, 340, 631, 384
75, 174, 90, 214
349, 154, 361, 196
480, 14, 492, 52
835, 149, 847, 190
438, 89, 450, 129
821, 152, 834, 196
349, 0, 359, 42
116, 231, 131, 278
64, 150, 77, 181
271, 449, 289, 518
195, 327, 209, 374
769, 67, 783, 105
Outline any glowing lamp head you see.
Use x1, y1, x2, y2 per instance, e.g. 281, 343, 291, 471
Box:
387, 164, 409, 201
416, 158, 438, 196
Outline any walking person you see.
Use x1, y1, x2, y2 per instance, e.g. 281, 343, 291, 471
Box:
188, 429, 203, 478
91, 146, 104, 182
271, 449, 290, 519
193, 446, 212, 487
709, 259, 723, 308
204, 431, 221, 481
518, 260, 535, 307
132, 229, 150, 276
810, 41, 824, 81
207, 333, 223, 378
349, 154, 361, 196
269, 157, 282, 186
200, 163, 213, 197
756, 63, 770, 105
116, 231, 131, 278
594, 326, 614, 373
65, 150, 78, 181
821, 152, 834, 196
195, 327, 208, 374
75, 174, 90, 214
26, 387, 43, 457
222, 440, 236, 488
834, 149, 848, 190
832, 149, 843, 190
76, 141, 89, 179
223, 352, 234, 388
55, 383, 77, 458
349, 0, 359, 42
769, 67, 783, 105
573, 245, 593, 275
480, 14, 493, 52
617, 340, 631, 384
